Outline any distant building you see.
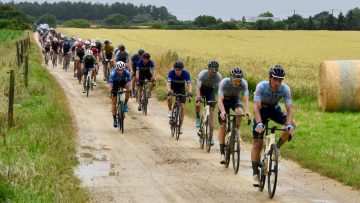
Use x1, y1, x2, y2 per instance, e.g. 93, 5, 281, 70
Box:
245, 17, 281, 23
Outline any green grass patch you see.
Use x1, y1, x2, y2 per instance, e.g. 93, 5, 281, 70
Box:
0, 32, 88, 202
0, 29, 23, 43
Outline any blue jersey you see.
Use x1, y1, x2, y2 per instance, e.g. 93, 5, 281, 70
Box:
167, 69, 191, 90
136, 59, 155, 71
253, 81, 292, 107
218, 78, 249, 98
109, 69, 131, 84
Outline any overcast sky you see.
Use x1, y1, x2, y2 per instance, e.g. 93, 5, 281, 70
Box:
5, 0, 360, 20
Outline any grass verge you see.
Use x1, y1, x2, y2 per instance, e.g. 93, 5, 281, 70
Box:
0, 32, 88, 202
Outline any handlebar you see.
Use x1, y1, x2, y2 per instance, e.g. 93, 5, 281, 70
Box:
223, 114, 251, 125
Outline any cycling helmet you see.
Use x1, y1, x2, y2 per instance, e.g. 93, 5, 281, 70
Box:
67, 37, 72, 42
91, 42, 96, 47
46, 39, 51, 43
173, 60, 184, 70
95, 38, 100, 42
85, 50, 93, 56
118, 44, 125, 51
138, 49, 145, 56
77, 42, 83, 48
78, 38, 82, 42
230, 67, 244, 79
53, 38, 58, 42
84, 40, 90, 46
49, 28, 55, 31
208, 60, 219, 69
142, 52, 150, 59
269, 65, 285, 79
116, 61, 126, 70
104, 39, 110, 45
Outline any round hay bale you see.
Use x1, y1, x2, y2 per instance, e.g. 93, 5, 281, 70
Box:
318, 60, 360, 111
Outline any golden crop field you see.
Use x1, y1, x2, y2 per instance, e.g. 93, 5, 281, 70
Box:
58, 28, 360, 98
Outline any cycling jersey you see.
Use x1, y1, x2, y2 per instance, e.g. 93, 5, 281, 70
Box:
196, 70, 222, 88
136, 59, 155, 71
131, 54, 141, 72
82, 55, 96, 70
89, 47, 99, 57
51, 41, 60, 52
253, 81, 292, 108
95, 42, 102, 52
109, 69, 131, 84
103, 44, 114, 59
75, 46, 85, 54
115, 50, 129, 63
168, 69, 191, 103
218, 78, 249, 98
62, 41, 71, 54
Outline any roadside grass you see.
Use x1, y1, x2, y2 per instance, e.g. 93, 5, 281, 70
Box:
0, 32, 88, 202
60, 28, 360, 189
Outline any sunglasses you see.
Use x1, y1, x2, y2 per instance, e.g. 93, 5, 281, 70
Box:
272, 77, 283, 82
209, 67, 218, 73
232, 78, 242, 82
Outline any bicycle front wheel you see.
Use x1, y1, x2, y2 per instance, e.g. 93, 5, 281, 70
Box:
175, 106, 181, 140
232, 129, 241, 174
267, 144, 279, 198
224, 134, 232, 168
259, 160, 266, 191
142, 88, 148, 116
118, 101, 124, 133
199, 117, 205, 149
86, 75, 90, 97
205, 115, 213, 153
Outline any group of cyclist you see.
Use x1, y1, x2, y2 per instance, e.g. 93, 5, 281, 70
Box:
37, 27, 296, 188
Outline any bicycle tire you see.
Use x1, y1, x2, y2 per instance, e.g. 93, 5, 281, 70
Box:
77, 63, 82, 84
142, 88, 148, 116
206, 115, 213, 153
106, 64, 110, 83
267, 144, 278, 198
118, 101, 124, 133
259, 160, 266, 191
232, 129, 241, 174
170, 107, 177, 138
224, 133, 231, 168
86, 75, 90, 97
199, 116, 205, 149
45, 53, 48, 65
175, 105, 181, 140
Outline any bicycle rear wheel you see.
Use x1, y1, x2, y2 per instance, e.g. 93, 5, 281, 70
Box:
232, 130, 241, 174
206, 115, 213, 153
267, 144, 278, 198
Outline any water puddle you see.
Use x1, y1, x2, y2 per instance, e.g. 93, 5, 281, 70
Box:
76, 161, 121, 182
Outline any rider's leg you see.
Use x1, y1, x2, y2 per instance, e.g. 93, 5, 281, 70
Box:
217, 111, 227, 155
124, 83, 131, 104
251, 138, 263, 176
167, 95, 173, 111
137, 86, 143, 105
195, 101, 201, 118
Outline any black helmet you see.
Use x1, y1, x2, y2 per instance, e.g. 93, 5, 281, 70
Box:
104, 39, 110, 45
142, 52, 150, 59
118, 44, 125, 51
173, 60, 184, 70
138, 49, 145, 56
269, 65, 285, 79
230, 67, 244, 79
208, 60, 219, 69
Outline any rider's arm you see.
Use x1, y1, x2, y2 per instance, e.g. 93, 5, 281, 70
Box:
188, 83, 192, 95
218, 81, 226, 114
253, 82, 263, 123
166, 82, 172, 93
195, 85, 201, 100
285, 104, 294, 125
242, 80, 250, 114
151, 63, 156, 80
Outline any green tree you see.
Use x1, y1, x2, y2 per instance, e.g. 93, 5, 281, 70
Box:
194, 15, 218, 27
131, 13, 153, 23
63, 19, 91, 28
103, 14, 128, 26
326, 14, 336, 30
336, 12, 345, 30
37, 13, 56, 27
255, 19, 273, 30
286, 14, 305, 30
258, 11, 274, 17
306, 16, 315, 30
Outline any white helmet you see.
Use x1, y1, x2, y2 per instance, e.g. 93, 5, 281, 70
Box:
84, 40, 90, 45
85, 50, 93, 56
95, 38, 100, 42
116, 61, 126, 70
53, 38, 58, 42
91, 42, 96, 47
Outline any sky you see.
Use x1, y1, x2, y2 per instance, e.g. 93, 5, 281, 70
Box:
4, 0, 360, 20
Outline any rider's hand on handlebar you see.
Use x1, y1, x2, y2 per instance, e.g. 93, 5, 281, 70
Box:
286, 124, 295, 135
167, 90, 173, 96
220, 112, 227, 121
255, 122, 265, 133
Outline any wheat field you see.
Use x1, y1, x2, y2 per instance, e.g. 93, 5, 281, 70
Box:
58, 28, 360, 98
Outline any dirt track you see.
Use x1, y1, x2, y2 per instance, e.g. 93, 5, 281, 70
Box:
35, 33, 360, 203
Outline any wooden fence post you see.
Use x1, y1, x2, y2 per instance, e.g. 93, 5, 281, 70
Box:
16, 42, 20, 67
8, 70, 15, 129
20, 41, 23, 64
25, 55, 29, 88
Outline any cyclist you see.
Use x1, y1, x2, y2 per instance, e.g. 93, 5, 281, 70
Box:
109, 61, 131, 128
130, 49, 145, 96
95, 38, 102, 63
62, 37, 72, 69
218, 67, 250, 164
102, 39, 114, 81
251, 65, 295, 187
51, 38, 60, 66
81, 50, 96, 93
136, 52, 156, 111
194, 60, 222, 144
167, 61, 192, 134
89, 42, 99, 86
114, 44, 130, 70
43, 38, 51, 63
75, 42, 86, 77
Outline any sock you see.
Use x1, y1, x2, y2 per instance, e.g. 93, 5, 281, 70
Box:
252, 162, 260, 175
220, 144, 225, 154
277, 138, 286, 148
113, 115, 116, 122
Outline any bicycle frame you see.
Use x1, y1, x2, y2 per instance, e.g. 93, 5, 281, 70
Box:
198, 97, 216, 152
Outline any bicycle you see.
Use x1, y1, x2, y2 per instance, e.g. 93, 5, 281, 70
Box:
116, 88, 132, 133
139, 80, 151, 116
198, 97, 216, 153
104, 59, 112, 82
63, 52, 70, 71
52, 51, 58, 68
223, 114, 250, 174
75, 57, 82, 84
44, 50, 49, 65
258, 122, 287, 199
85, 67, 94, 97
169, 93, 190, 140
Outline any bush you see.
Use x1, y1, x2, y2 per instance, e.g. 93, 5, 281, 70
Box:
0, 19, 29, 30
63, 19, 91, 28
